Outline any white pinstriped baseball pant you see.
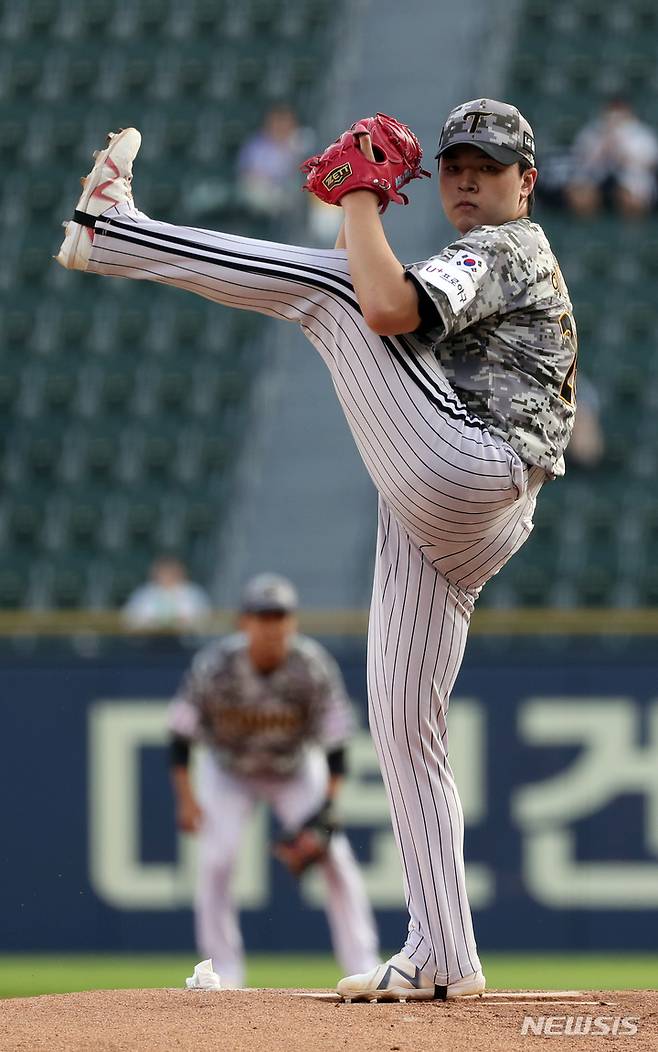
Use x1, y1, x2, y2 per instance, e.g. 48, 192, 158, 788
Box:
87, 205, 544, 984
196, 747, 379, 986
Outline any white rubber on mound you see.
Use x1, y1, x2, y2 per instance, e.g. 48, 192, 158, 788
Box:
294, 989, 614, 1006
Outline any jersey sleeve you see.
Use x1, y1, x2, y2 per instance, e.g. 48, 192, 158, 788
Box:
406, 223, 543, 342
166, 642, 223, 741
306, 641, 356, 749
167, 698, 201, 740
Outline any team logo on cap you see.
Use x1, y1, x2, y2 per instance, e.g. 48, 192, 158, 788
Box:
463, 110, 493, 134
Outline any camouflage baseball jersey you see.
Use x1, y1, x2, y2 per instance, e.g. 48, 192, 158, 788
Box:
168, 633, 355, 778
406, 218, 577, 476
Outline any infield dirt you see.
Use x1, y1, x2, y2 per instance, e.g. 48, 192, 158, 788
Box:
1, 987, 656, 1051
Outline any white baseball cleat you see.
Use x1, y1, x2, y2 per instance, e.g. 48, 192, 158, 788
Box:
54, 126, 141, 271
336, 951, 485, 1003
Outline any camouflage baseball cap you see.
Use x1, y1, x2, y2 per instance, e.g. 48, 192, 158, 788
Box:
436, 99, 535, 166
241, 573, 298, 615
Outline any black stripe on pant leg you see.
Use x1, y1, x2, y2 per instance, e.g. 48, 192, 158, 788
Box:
390, 538, 412, 745
384, 524, 402, 655
100, 216, 492, 438
449, 501, 529, 586
96, 221, 492, 434
101, 216, 498, 451
94, 238, 508, 517
94, 237, 499, 534
369, 335, 505, 466
367, 601, 429, 937
379, 502, 392, 557
432, 598, 479, 976
416, 573, 463, 975
429, 585, 475, 976
307, 334, 517, 538
386, 536, 453, 974
298, 311, 512, 500
96, 226, 523, 537
318, 380, 514, 537
370, 538, 444, 957
392, 333, 490, 432
97, 214, 361, 296
427, 503, 524, 587
98, 214, 527, 514
403, 560, 452, 978
329, 359, 511, 503
336, 405, 495, 545
416, 566, 475, 978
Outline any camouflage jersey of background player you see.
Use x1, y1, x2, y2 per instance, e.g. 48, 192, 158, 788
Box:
406, 215, 577, 478
169, 633, 355, 778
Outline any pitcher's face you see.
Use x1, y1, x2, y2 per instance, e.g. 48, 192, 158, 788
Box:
439, 145, 536, 233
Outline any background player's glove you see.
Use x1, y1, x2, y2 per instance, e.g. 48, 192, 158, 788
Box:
300, 112, 431, 214
273, 800, 338, 877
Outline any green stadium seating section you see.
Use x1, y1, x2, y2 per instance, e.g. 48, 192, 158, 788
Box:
0, 0, 341, 609
2, 0, 656, 610
482, 0, 658, 608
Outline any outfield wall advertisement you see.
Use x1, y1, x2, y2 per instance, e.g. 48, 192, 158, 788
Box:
4, 639, 658, 952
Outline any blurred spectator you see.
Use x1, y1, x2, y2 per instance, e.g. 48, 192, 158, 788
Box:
565, 98, 658, 218
237, 104, 312, 220
122, 555, 212, 632
185, 105, 312, 231
566, 374, 605, 469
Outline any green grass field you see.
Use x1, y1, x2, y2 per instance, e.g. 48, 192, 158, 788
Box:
0, 953, 656, 999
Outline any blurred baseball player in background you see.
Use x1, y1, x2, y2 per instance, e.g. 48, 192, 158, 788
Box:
167, 572, 379, 988
56, 97, 576, 1001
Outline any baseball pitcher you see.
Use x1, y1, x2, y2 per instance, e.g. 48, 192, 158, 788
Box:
56, 98, 576, 1001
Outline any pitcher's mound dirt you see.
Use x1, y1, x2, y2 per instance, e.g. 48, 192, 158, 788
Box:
1, 987, 656, 1052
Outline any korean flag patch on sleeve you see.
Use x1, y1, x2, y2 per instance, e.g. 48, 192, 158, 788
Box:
451, 249, 488, 277
417, 249, 488, 315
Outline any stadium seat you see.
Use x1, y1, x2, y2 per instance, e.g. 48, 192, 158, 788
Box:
0, 0, 375, 609
0, 560, 34, 609
0, 368, 20, 413
501, 0, 658, 607
28, 555, 90, 609
6, 499, 46, 549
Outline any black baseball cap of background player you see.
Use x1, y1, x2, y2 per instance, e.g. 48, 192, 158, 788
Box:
436, 98, 537, 213
240, 572, 299, 617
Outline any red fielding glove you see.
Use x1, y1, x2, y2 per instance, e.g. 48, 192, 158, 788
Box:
300, 112, 431, 214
